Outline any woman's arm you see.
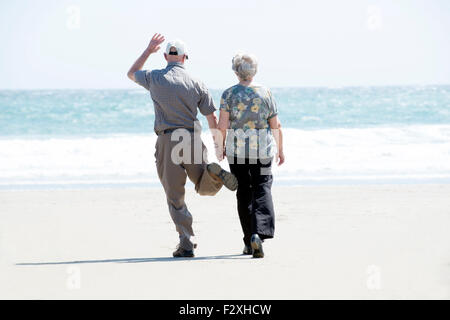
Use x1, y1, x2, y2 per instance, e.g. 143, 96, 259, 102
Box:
216, 109, 230, 161
269, 115, 285, 166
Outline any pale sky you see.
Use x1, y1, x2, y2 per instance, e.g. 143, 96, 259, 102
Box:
1, 0, 449, 89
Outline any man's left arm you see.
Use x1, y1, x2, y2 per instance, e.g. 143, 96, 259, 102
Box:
127, 33, 165, 83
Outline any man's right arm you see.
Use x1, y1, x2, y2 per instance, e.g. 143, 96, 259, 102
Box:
127, 33, 165, 82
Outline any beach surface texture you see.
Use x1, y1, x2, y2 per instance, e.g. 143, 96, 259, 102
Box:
1, 185, 449, 299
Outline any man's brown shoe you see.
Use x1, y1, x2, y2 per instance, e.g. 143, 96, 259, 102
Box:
173, 245, 195, 258
207, 163, 238, 191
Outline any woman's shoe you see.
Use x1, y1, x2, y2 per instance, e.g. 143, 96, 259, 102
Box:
243, 245, 252, 255
250, 234, 264, 258
207, 163, 238, 191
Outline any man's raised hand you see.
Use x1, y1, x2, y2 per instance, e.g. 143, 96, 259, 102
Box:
148, 33, 165, 54
127, 33, 165, 82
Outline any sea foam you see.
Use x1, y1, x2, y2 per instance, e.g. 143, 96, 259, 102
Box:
1, 124, 449, 189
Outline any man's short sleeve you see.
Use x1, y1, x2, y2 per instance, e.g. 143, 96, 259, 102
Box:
134, 70, 152, 91
219, 90, 231, 112
197, 83, 216, 115
267, 89, 278, 119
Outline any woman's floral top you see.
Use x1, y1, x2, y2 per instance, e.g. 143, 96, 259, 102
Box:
220, 84, 278, 159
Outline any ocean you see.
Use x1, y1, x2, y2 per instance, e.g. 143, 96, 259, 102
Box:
1, 86, 450, 189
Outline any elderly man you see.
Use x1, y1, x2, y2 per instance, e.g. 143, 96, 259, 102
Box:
127, 33, 237, 258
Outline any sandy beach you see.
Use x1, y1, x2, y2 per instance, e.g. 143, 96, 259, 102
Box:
0, 185, 449, 299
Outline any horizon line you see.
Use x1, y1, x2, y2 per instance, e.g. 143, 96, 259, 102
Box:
1, 83, 450, 91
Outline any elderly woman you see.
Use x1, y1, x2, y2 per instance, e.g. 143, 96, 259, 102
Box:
217, 53, 285, 258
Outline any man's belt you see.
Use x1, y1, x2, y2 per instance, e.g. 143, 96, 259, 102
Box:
158, 127, 195, 135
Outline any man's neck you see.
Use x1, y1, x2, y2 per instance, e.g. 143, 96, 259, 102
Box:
167, 61, 185, 68
167, 57, 184, 64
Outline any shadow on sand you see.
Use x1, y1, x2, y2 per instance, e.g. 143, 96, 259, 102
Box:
16, 254, 251, 266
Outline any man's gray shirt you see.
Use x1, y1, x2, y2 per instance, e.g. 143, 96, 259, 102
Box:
134, 62, 216, 135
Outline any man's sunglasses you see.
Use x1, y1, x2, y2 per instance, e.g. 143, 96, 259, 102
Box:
168, 51, 188, 59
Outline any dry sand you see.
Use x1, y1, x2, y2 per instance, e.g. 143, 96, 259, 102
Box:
1, 185, 449, 299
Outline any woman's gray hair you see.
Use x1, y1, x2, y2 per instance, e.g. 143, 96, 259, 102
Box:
232, 53, 258, 80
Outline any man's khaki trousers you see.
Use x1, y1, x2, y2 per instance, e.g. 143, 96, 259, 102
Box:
155, 130, 223, 250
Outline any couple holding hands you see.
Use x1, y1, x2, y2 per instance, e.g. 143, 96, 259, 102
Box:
128, 34, 284, 259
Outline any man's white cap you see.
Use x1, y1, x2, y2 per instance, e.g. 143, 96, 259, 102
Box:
165, 39, 188, 59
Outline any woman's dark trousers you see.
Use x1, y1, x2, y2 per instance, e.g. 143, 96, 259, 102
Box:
228, 157, 275, 247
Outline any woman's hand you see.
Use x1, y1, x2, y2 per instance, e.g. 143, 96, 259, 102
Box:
277, 150, 285, 166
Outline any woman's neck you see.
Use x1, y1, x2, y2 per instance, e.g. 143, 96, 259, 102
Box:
239, 78, 253, 87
